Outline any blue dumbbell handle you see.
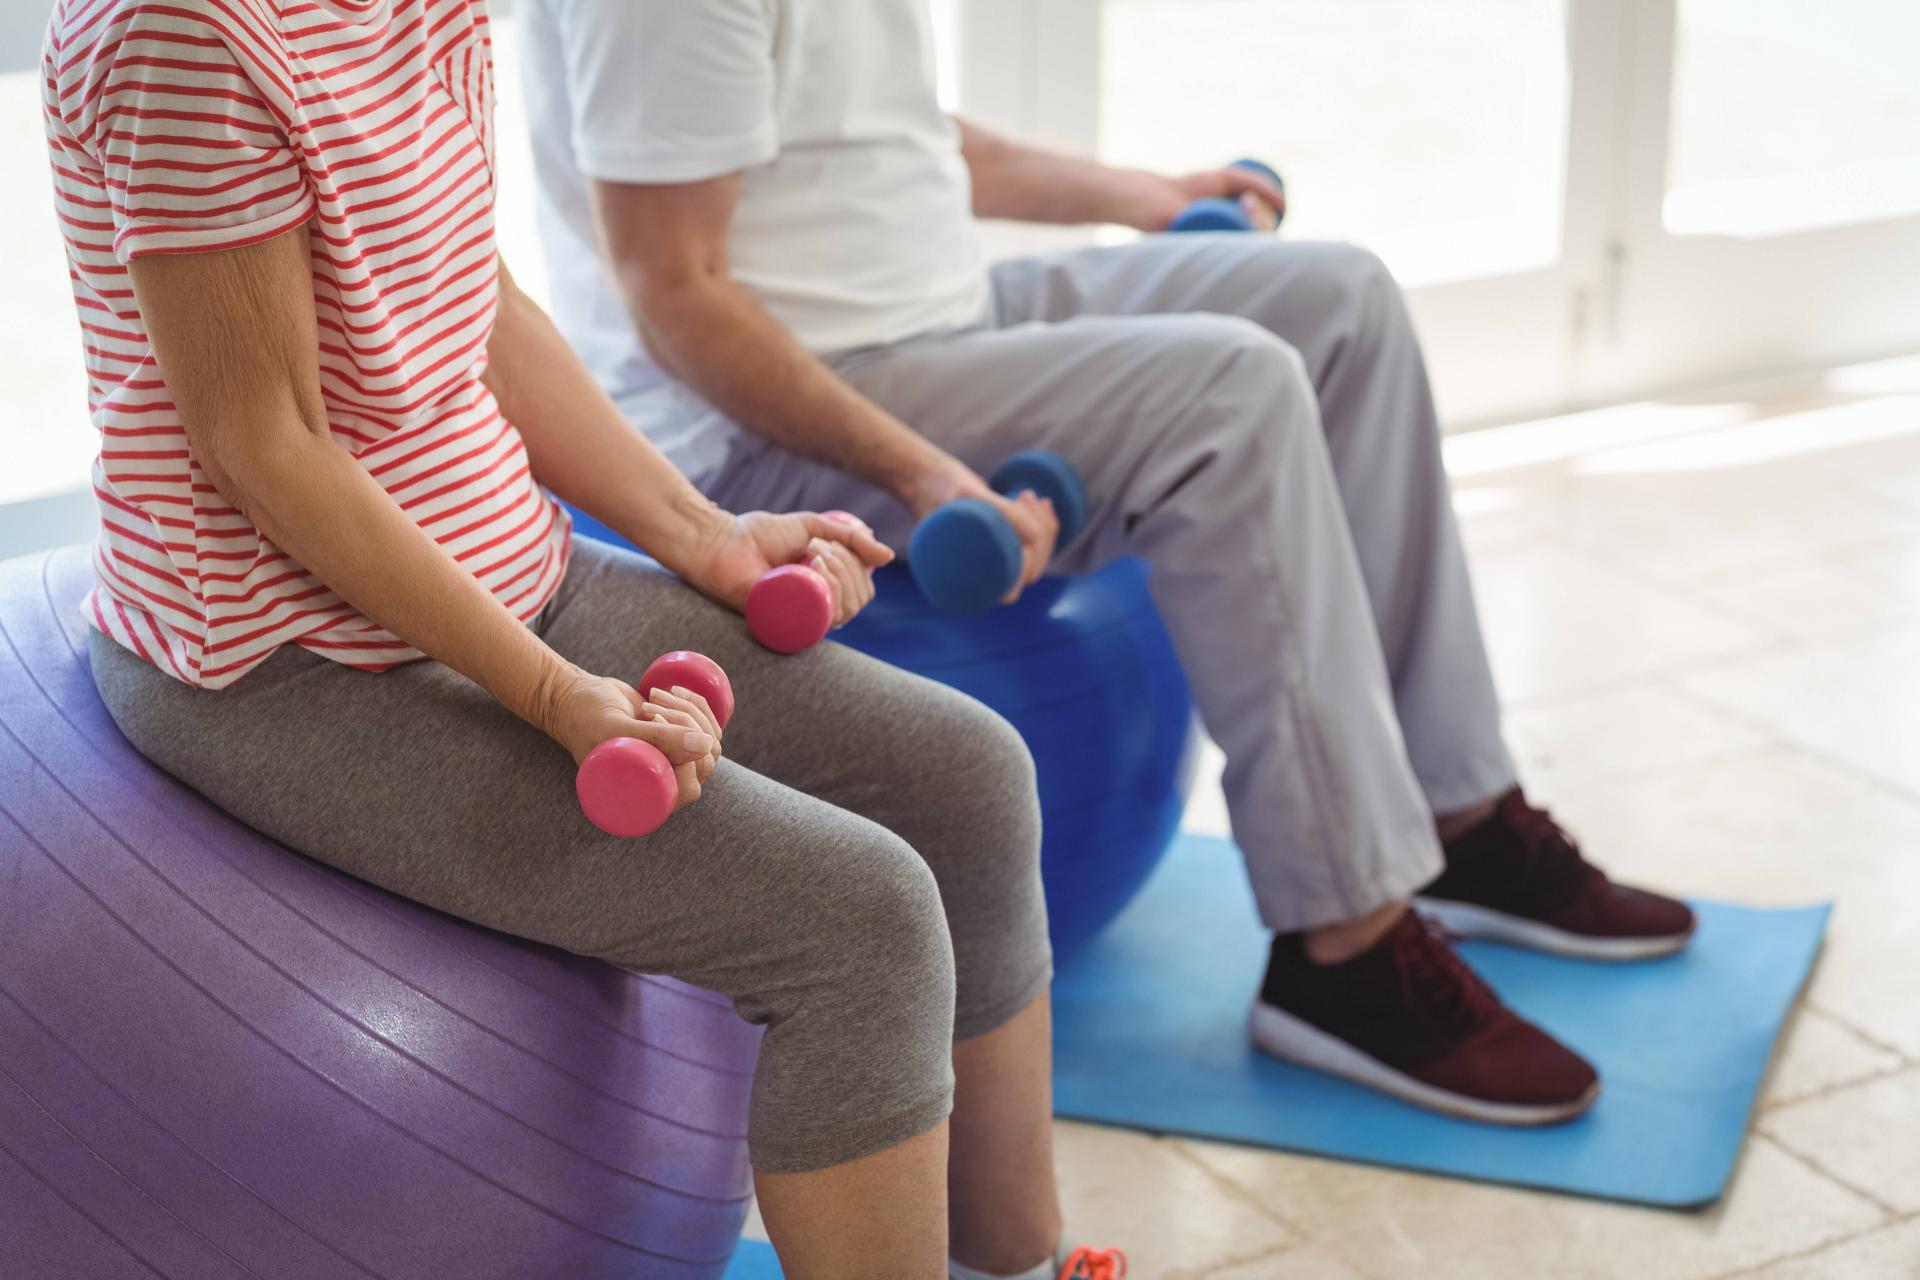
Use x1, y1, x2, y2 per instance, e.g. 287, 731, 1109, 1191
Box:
1170, 158, 1285, 233
908, 451, 1087, 614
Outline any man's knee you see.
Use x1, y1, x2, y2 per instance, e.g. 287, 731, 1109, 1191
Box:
1171, 315, 1316, 454
1299, 243, 1408, 345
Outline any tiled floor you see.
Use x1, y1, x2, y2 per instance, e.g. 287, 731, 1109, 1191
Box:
751, 362, 1920, 1277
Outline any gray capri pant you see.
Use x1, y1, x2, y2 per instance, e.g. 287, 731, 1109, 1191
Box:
89, 536, 1052, 1173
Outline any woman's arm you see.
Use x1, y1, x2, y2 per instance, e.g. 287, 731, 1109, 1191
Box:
481, 255, 895, 619
481, 256, 733, 579
956, 117, 1284, 231
128, 227, 710, 773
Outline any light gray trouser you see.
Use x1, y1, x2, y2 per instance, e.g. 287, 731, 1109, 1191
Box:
702, 236, 1518, 932
90, 537, 1051, 1173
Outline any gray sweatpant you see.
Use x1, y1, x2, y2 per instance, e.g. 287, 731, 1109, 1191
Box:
701, 236, 1518, 932
90, 537, 1051, 1173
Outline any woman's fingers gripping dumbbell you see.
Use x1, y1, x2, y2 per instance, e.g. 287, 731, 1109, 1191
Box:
807, 535, 877, 626
639, 695, 717, 807
642, 686, 722, 786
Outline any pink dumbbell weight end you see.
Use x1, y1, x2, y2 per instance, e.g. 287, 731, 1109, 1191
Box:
575, 650, 735, 838
744, 510, 864, 654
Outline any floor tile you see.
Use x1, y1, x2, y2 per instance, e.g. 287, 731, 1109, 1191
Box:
1547, 455, 1920, 588
1735, 1217, 1920, 1280
1521, 746, 1920, 1057
1505, 681, 1774, 789
1053, 1123, 1296, 1278
1691, 541, 1920, 643
1468, 543, 1776, 705
1186, 1137, 1882, 1280
1182, 738, 1232, 839
1204, 1243, 1373, 1279
1761, 1006, 1906, 1110
1762, 1071, 1920, 1215
1679, 625, 1920, 803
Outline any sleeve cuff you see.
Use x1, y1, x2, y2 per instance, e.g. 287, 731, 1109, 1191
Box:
114, 190, 318, 265
574, 126, 779, 185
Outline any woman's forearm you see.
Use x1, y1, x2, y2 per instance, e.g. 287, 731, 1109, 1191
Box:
221, 425, 576, 731
482, 260, 735, 576
129, 231, 577, 738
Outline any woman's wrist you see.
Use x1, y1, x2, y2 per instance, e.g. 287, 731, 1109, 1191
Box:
649, 485, 736, 588
504, 642, 588, 747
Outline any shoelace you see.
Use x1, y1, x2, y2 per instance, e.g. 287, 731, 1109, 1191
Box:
1498, 794, 1593, 899
1058, 1245, 1128, 1280
1390, 911, 1501, 1031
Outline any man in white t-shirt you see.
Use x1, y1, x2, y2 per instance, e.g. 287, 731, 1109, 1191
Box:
520, 0, 1696, 1198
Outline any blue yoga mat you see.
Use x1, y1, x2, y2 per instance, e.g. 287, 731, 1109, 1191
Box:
723, 1239, 781, 1279
1052, 833, 1829, 1207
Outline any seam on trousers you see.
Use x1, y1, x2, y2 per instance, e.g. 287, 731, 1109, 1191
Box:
1286, 687, 1362, 913
953, 956, 1054, 1042
747, 1088, 954, 1175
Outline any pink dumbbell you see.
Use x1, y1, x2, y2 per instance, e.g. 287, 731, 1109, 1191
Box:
576, 650, 735, 838
744, 510, 867, 654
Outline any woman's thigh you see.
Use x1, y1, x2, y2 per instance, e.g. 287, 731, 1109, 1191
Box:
88, 611, 932, 997
543, 539, 1053, 1035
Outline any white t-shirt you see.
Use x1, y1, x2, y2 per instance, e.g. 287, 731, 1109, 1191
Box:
519, 0, 991, 478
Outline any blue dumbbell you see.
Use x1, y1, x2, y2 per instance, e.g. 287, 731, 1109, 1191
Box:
909, 450, 1088, 615
1169, 158, 1286, 233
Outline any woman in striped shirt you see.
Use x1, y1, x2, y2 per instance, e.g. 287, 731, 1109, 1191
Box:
42, 1, 1069, 1276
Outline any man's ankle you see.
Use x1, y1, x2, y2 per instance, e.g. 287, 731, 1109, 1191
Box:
1435, 792, 1506, 843
1301, 898, 1408, 965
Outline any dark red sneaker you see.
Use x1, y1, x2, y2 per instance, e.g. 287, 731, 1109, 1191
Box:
1252, 910, 1598, 1125
1421, 790, 1696, 960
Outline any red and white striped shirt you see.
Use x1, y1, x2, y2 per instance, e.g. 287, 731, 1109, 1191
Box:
42, 0, 570, 687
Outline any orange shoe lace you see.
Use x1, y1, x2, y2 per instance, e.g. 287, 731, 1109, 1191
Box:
1058, 1245, 1128, 1280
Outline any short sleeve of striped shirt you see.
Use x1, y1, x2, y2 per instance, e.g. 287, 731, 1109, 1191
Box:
55, 3, 317, 265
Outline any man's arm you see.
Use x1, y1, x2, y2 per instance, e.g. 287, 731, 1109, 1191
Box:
955, 117, 1284, 232
589, 175, 1057, 595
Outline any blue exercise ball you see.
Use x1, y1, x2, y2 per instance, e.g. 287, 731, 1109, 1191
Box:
835, 561, 1200, 963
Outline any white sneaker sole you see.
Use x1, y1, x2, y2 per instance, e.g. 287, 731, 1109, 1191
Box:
1415, 897, 1694, 961
1247, 1002, 1600, 1127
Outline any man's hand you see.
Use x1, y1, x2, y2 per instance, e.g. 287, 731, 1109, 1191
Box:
906, 461, 1060, 603
688, 511, 894, 627
1107, 165, 1286, 234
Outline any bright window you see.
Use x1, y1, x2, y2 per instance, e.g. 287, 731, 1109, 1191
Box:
1097, 0, 1569, 286
1666, 0, 1920, 237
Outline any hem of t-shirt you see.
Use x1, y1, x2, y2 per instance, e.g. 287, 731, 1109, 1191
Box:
575, 129, 779, 186
114, 192, 319, 266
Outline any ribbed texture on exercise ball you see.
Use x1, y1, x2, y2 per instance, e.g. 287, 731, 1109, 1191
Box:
0, 547, 761, 1280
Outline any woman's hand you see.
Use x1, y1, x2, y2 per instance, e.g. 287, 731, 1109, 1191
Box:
540, 665, 720, 810
1107, 165, 1286, 233
688, 510, 894, 627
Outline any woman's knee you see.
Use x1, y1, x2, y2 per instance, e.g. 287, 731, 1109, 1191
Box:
742, 820, 960, 1170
